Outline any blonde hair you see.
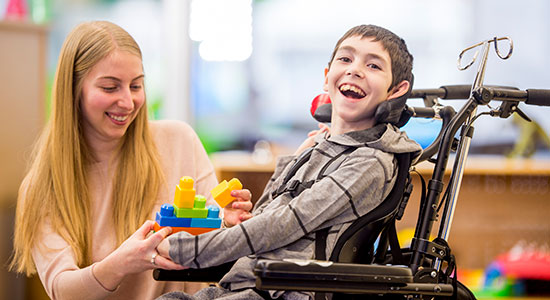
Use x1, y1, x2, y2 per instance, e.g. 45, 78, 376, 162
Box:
10, 21, 164, 275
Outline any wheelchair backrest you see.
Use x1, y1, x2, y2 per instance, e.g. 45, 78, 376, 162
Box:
329, 152, 412, 264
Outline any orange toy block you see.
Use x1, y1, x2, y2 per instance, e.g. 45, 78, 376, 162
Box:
174, 176, 195, 208
154, 222, 217, 235
210, 178, 243, 208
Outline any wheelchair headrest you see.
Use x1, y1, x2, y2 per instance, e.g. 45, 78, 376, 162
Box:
311, 76, 414, 128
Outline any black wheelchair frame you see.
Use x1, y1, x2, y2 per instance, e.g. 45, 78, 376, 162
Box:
154, 37, 550, 299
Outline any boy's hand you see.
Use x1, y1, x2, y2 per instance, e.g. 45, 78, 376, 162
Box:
294, 123, 330, 155
156, 233, 188, 269
222, 189, 253, 227
157, 238, 171, 260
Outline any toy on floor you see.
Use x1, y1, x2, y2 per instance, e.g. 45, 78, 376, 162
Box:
154, 177, 242, 235
474, 241, 550, 298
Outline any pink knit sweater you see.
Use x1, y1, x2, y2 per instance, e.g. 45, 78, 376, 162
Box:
30, 120, 218, 300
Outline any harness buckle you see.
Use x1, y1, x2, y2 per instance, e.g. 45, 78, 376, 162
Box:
286, 180, 300, 191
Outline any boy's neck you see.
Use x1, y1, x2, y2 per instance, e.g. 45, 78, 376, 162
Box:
331, 118, 376, 136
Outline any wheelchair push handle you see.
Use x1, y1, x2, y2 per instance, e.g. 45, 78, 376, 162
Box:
410, 84, 550, 102
526, 89, 550, 106
473, 86, 550, 107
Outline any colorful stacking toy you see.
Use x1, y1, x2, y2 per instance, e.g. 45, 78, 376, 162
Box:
154, 177, 242, 235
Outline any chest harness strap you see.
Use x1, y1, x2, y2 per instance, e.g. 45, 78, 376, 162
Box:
269, 146, 356, 260
271, 147, 356, 200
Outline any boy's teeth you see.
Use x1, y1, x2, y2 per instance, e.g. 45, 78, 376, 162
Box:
339, 84, 365, 97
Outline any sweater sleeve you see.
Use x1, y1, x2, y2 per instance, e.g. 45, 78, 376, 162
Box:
168, 153, 389, 268
32, 218, 114, 300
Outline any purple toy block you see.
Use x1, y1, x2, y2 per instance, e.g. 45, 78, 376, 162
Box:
156, 212, 191, 227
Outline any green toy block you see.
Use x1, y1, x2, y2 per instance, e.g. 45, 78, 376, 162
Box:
194, 195, 206, 209
174, 205, 208, 218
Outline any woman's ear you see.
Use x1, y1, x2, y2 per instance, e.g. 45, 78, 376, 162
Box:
322, 67, 329, 92
387, 80, 410, 100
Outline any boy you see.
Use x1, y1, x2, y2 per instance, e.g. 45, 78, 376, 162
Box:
157, 24, 422, 300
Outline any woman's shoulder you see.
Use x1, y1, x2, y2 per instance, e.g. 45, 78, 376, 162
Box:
149, 119, 194, 133
148, 120, 205, 161
149, 120, 198, 140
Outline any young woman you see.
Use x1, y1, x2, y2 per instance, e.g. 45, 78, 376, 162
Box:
10, 21, 251, 300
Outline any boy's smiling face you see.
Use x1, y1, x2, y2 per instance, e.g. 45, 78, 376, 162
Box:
324, 35, 406, 135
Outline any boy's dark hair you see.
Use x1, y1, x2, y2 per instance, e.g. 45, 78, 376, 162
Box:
328, 24, 413, 91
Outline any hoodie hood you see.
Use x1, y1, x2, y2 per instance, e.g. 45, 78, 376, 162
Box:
315, 123, 423, 160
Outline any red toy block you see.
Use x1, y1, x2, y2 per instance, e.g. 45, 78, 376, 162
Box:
154, 222, 217, 235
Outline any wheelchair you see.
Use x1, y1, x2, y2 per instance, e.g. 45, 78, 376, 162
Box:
154, 37, 550, 299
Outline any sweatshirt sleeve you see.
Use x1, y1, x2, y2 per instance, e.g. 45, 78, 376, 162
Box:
168, 152, 390, 268
32, 218, 115, 300
252, 154, 295, 213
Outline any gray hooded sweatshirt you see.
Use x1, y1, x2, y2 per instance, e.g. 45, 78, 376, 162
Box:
168, 123, 422, 299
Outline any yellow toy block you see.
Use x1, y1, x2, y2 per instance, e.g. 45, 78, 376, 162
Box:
174, 176, 195, 208
210, 178, 243, 208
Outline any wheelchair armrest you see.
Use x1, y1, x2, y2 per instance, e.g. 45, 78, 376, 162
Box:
254, 259, 412, 284
153, 261, 235, 282
253, 259, 453, 296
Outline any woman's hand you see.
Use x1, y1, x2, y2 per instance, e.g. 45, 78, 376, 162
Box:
222, 189, 253, 227
294, 123, 330, 155
93, 220, 185, 291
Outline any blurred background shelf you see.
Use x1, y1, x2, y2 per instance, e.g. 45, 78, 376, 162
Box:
0, 19, 49, 300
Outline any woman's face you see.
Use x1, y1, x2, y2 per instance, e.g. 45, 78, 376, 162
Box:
80, 49, 145, 147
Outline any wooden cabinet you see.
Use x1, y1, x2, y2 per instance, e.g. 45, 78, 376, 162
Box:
0, 20, 48, 206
